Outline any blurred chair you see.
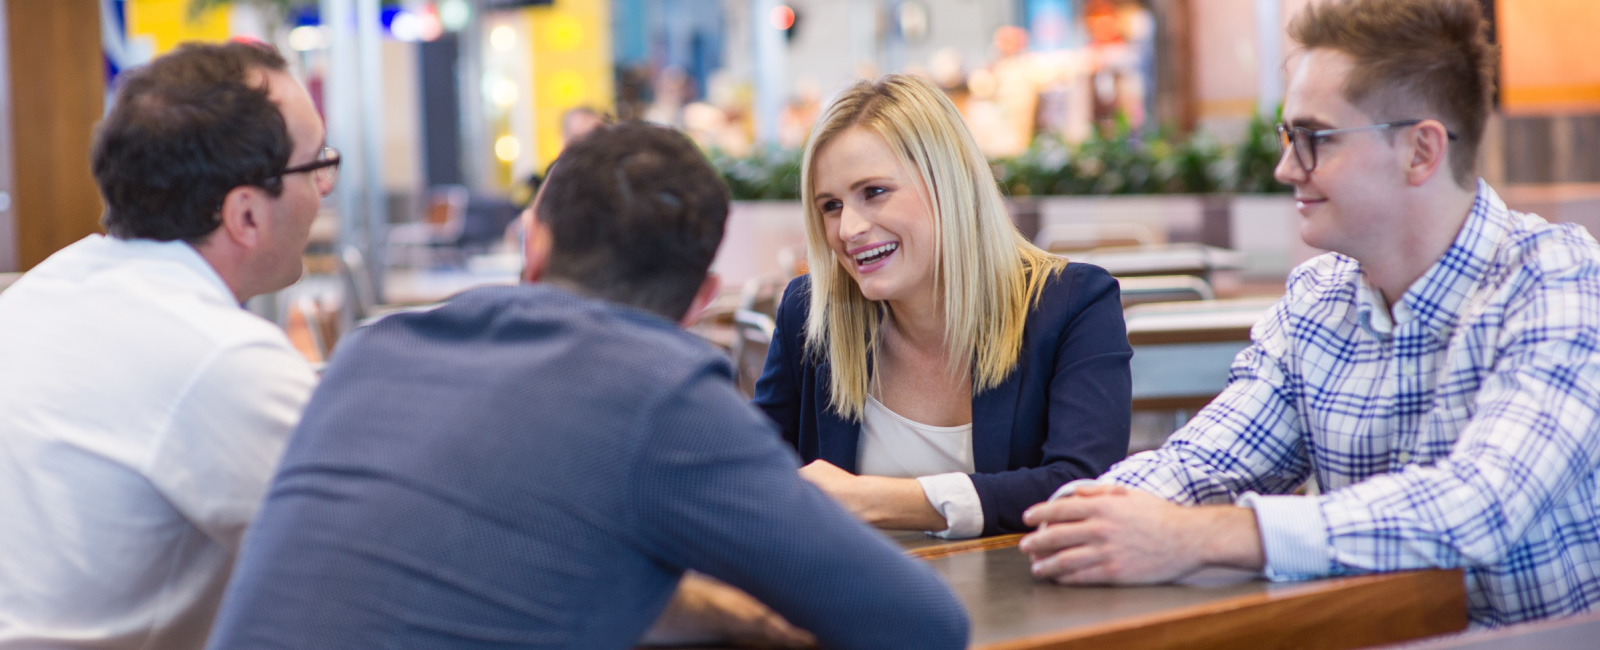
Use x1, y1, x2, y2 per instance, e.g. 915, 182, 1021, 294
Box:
730, 308, 776, 398
738, 275, 789, 318
337, 245, 378, 323
455, 193, 522, 256
285, 295, 330, 365
1117, 274, 1215, 308
386, 184, 468, 268
1036, 223, 1159, 254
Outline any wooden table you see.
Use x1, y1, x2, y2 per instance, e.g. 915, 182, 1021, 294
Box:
1068, 244, 1245, 288
894, 532, 1467, 650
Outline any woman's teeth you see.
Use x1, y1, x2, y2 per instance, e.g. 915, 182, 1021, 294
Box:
854, 243, 898, 265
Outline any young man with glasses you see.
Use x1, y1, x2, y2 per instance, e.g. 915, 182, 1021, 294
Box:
1023, 0, 1600, 627
0, 42, 331, 649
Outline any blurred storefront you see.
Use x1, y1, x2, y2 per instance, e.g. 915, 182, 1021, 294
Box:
3, 0, 1598, 278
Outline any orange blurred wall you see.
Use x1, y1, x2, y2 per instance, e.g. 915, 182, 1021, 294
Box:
1499, 0, 1600, 114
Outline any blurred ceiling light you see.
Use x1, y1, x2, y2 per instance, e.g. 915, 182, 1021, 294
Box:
288, 25, 326, 51
490, 24, 517, 52
439, 0, 471, 32
769, 5, 795, 31
494, 135, 521, 162
492, 79, 519, 107
417, 6, 445, 42
390, 12, 423, 42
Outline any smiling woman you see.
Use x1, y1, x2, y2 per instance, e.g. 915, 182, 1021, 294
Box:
752, 75, 1133, 538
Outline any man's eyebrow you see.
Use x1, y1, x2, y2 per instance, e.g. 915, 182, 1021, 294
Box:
1288, 117, 1335, 130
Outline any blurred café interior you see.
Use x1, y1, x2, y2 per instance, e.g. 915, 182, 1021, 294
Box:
2, 0, 1600, 648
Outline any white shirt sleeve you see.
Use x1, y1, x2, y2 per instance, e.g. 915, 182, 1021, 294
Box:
143, 339, 316, 553
1047, 478, 1103, 501
916, 472, 984, 539
1236, 492, 1329, 580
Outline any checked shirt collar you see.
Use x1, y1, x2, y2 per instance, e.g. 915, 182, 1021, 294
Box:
1354, 180, 1501, 343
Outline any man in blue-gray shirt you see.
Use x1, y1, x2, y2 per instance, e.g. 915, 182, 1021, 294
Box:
206, 123, 968, 650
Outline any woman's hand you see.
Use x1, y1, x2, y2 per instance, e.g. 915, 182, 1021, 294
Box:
799, 460, 948, 531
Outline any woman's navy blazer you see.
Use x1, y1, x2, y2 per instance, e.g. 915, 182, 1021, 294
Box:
753, 262, 1133, 536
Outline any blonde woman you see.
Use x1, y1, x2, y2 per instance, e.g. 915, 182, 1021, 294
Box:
754, 75, 1132, 538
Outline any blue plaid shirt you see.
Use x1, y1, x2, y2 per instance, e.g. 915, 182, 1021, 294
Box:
1098, 181, 1600, 626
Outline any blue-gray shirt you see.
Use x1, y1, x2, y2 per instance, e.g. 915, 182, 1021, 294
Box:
206, 285, 967, 650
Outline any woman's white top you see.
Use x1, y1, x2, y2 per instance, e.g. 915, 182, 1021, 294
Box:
857, 395, 984, 539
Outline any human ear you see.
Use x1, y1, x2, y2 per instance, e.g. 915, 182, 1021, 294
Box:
679, 272, 721, 327
1404, 120, 1451, 187
216, 186, 265, 249
521, 209, 553, 284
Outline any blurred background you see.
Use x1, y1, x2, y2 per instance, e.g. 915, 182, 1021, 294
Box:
0, 1, 1597, 433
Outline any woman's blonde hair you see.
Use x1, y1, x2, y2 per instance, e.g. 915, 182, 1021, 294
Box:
799, 74, 1063, 421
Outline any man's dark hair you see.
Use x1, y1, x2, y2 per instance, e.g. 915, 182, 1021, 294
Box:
537, 122, 729, 321
1290, 0, 1497, 187
93, 41, 292, 243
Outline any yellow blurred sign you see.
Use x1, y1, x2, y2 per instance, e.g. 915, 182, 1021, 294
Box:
524, 0, 614, 169
126, 0, 233, 55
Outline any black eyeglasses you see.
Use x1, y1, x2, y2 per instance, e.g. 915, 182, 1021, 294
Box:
1276, 120, 1458, 173
265, 146, 341, 196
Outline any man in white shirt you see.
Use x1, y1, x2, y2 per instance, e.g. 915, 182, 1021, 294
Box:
0, 41, 328, 648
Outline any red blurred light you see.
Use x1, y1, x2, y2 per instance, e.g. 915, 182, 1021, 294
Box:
770, 5, 795, 31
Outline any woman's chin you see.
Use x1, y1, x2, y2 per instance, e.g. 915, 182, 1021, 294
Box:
854, 282, 904, 303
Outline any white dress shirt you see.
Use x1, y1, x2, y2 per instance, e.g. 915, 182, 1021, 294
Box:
0, 235, 315, 649
858, 395, 984, 539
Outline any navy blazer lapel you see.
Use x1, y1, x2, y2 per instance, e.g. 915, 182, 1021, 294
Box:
972, 368, 1023, 474
813, 360, 863, 472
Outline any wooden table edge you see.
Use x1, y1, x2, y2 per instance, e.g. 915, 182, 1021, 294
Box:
908, 533, 1025, 560
975, 568, 1468, 650
1127, 327, 1254, 346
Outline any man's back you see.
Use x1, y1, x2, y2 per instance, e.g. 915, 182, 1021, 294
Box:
0, 235, 313, 649
208, 285, 968, 650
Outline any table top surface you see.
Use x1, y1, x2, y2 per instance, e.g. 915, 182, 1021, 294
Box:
886, 532, 1466, 650
1124, 297, 1278, 345
1069, 243, 1246, 276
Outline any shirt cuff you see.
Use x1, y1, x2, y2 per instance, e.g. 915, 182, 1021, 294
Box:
1236, 492, 1330, 580
916, 473, 984, 539
1048, 478, 1102, 502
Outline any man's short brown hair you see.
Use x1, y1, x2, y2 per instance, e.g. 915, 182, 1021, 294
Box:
93, 41, 292, 242
1289, 0, 1497, 187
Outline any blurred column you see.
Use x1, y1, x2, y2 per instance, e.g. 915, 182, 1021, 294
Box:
457, 11, 489, 190
322, 0, 388, 314
752, 0, 786, 145
1252, 0, 1281, 117
357, 0, 385, 298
